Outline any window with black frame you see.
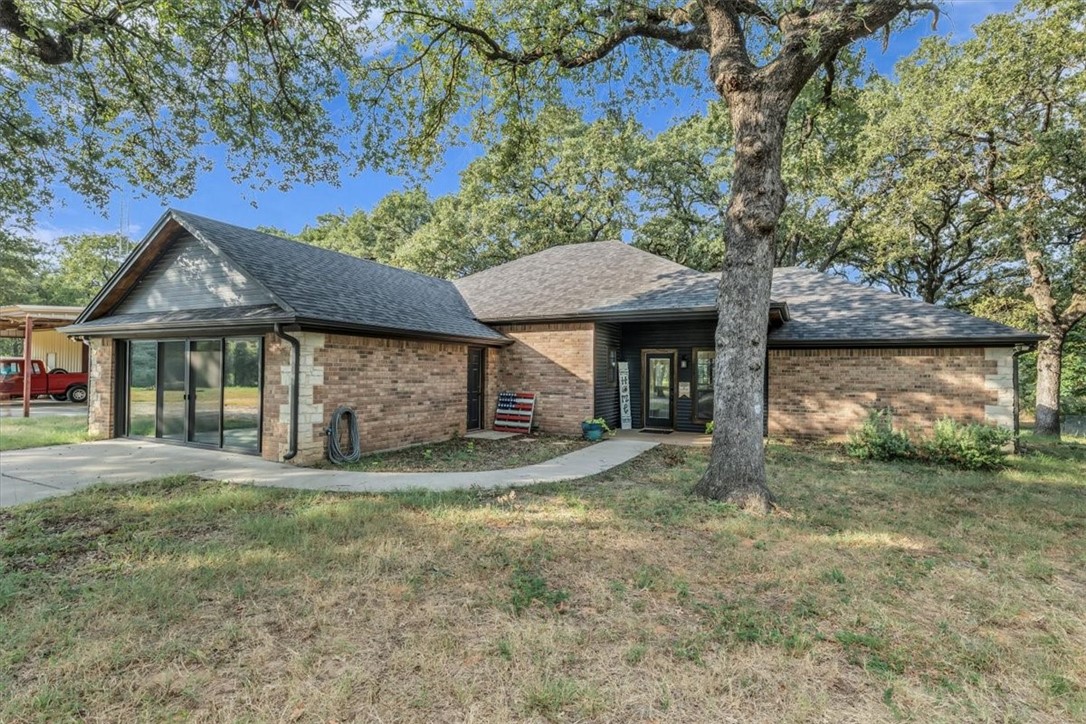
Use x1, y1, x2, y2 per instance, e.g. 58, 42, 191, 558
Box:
693, 348, 714, 421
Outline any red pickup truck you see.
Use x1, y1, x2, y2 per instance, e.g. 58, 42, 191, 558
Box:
0, 358, 88, 403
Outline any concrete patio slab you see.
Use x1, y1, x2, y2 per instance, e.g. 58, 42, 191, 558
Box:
0, 437, 659, 508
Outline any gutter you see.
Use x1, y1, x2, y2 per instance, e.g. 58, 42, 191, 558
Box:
273, 323, 301, 461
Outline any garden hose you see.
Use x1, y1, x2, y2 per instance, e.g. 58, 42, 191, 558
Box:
326, 405, 361, 464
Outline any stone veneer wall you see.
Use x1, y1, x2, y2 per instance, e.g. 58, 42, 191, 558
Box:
767, 346, 1015, 440
493, 322, 595, 435
262, 331, 471, 465
87, 337, 115, 438
484, 346, 500, 430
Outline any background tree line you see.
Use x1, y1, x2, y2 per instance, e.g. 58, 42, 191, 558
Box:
264, 7, 1086, 431
3, 1, 1081, 435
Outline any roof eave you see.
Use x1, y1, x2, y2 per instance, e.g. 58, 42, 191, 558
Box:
294, 318, 511, 347
768, 334, 1045, 349
60, 315, 295, 338
480, 308, 720, 324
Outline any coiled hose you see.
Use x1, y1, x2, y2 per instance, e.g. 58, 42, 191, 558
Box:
326, 405, 361, 464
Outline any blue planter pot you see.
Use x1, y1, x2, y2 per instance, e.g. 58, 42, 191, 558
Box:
581, 422, 604, 441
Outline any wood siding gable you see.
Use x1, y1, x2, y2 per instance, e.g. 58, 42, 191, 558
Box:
114, 234, 276, 314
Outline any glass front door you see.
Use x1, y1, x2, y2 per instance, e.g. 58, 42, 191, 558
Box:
159, 341, 187, 441
127, 337, 261, 454
187, 340, 222, 446
645, 353, 674, 428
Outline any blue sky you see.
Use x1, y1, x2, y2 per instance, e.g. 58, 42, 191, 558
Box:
31, 2, 1013, 248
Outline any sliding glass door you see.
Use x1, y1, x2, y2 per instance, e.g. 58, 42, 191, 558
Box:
126, 336, 262, 454
188, 340, 222, 446
223, 338, 261, 450
159, 341, 186, 441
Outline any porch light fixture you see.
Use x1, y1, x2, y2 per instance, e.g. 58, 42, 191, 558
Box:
680, 354, 689, 369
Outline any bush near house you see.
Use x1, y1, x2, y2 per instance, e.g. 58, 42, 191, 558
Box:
846, 409, 1011, 470
845, 409, 915, 462
925, 418, 1013, 470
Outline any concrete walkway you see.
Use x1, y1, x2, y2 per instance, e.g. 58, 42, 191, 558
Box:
0, 437, 659, 508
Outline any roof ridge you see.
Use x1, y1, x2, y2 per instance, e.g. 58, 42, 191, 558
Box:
456, 239, 696, 283
169, 209, 458, 288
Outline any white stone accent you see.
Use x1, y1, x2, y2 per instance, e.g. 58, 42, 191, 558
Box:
276, 333, 327, 450
984, 347, 1015, 429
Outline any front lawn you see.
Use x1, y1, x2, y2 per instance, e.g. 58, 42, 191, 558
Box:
322, 433, 594, 472
2, 439, 1084, 721
0, 415, 93, 451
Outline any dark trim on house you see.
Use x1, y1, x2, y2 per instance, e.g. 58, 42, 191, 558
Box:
479, 309, 718, 325
640, 348, 677, 430
113, 339, 128, 436
294, 319, 511, 347
65, 317, 512, 348
477, 302, 789, 326
65, 320, 289, 339
690, 346, 714, 425
767, 336, 1044, 349
593, 322, 622, 428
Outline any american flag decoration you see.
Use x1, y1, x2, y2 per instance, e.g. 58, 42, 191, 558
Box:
494, 391, 536, 433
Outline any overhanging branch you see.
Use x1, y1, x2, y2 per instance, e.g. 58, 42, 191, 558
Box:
391, 7, 707, 70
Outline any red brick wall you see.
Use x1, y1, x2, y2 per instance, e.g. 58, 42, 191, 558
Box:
493, 322, 594, 435
261, 332, 475, 464
767, 347, 1005, 440
311, 333, 469, 461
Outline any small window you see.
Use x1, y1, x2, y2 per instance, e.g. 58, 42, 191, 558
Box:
31, 361, 44, 375
607, 347, 618, 385
693, 348, 715, 421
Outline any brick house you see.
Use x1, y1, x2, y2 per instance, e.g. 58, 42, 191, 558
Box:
63, 210, 1042, 465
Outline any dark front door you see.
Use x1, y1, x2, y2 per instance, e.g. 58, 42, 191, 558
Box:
466, 347, 484, 430
644, 353, 674, 428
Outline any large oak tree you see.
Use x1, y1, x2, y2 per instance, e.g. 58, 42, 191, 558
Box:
862, 0, 1086, 438
3, 0, 938, 510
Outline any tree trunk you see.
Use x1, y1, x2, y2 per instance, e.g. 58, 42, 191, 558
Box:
694, 95, 788, 513
1034, 332, 1064, 438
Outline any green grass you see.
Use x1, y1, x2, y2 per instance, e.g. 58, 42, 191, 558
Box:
1, 437, 1084, 721
320, 433, 594, 472
0, 415, 93, 451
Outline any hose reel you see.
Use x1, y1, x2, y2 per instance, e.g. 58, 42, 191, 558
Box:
326, 405, 361, 464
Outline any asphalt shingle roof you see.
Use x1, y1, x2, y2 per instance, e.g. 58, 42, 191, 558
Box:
767, 267, 1041, 344
456, 241, 1040, 344
170, 211, 506, 342
73, 216, 1039, 347
454, 241, 723, 320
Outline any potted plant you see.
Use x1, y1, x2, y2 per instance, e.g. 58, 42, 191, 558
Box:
581, 417, 611, 441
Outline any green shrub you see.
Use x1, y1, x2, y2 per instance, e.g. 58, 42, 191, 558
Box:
921, 418, 1012, 470
846, 409, 914, 461
705, 420, 714, 435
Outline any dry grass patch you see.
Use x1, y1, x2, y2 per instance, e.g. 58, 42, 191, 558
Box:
1, 438, 1084, 721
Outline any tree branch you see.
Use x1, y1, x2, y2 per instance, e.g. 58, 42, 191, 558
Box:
392, 7, 707, 71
